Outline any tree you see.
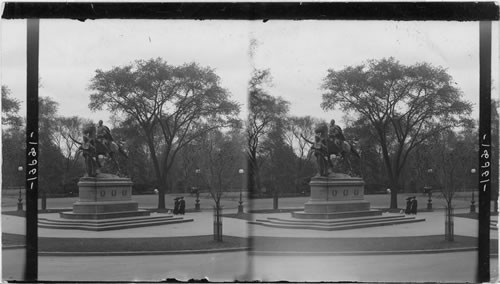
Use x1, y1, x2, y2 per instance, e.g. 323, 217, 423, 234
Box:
284, 116, 321, 193
426, 128, 477, 241
196, 129, 245, 241
39, 97, 65, 206
89, 58, 240, 210
343, 117, 387, 190
261, 118, 296, 207
52, 116, 90, 195
2, 85, 23, 131
2, 85, 24, 188
247, 69, 289, 195
110, 118, 155, 193
321, 57, 473, 208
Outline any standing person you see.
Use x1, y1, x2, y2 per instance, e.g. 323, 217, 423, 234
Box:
410, 196, 418, 215
173, 198, 180, 215
405, 197, 412, 214
96, 120, 113, 151
328, 119, 346, 148
179, 197, 186, 215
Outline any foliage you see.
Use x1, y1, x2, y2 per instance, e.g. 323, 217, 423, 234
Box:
283, 116, 320, 193
2, 86, 25, 187
52, 116, 90, 193
260, 119, 296, 196
321, 57, 473, 208
196, 130, 245, 206
1, 85, 23, 131
38, 97, 65, 195
428, 128, 477, 202
343, 118, 387, 186
88, 58, 240, 209
111, 119, 154, 189
247, 69, 289, 195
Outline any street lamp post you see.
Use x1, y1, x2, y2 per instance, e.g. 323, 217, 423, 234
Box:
427, 168, 433, 210
470, 168, 476, 213
238, 169, 244, 214
195, 168, 201, 211
17, 166, 23, 211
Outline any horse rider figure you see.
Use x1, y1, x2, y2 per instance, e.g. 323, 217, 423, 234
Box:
96, 120, 114, 152
80, 123, 99, 176
312, 123, 334, 175
328, 119, 346, 149
314, 123, 329, 155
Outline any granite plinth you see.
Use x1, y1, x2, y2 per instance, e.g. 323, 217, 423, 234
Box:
60, 174, 150, 220
293, 173, 381, 219
60, 210, 151, 220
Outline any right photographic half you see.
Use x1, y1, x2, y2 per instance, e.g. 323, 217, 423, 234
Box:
246, 19, 499, 282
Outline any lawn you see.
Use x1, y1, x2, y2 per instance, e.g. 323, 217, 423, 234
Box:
251, 235, 498, 253
4, 232, 496, 254
3, 233, 249, 253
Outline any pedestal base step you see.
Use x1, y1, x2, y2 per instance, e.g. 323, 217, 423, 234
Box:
292, 209, 381, 219
249, 214, 425, 231
60, 210, 151, 220
39, 215, 194, 231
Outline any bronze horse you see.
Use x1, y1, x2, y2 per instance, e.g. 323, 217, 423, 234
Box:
71, 124, 128, 177
302, 128, 360, 176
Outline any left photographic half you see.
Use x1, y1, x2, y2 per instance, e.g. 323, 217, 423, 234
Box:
1, 18, 251, 281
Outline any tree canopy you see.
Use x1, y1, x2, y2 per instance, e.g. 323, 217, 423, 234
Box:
247, 69, 289, 195
88, 58, 240, 209
321, 58, 473, 208
1, 85, 23, 131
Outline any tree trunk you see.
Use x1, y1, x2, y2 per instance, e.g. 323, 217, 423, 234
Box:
379, 136, 399, 209
390, 186, 398, 209
248, 158, 255, 195
158, 188, 166, 211
144, 134, 165, 210
445, 204, 454, 241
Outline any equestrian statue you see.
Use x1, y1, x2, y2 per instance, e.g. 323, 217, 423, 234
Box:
71, 121, 128, 177
302, 120, 360, 176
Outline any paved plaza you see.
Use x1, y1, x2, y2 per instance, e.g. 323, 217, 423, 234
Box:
2, 194, 499, 282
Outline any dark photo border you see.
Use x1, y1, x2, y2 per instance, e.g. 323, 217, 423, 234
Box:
2, 2, 498, 282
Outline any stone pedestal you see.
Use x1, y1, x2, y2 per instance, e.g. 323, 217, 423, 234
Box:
292, 173, 381, 219
60, 174, 150, 220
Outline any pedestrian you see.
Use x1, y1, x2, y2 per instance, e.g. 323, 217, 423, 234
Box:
410, 196, 418, 215
405, 197, 412, 214
173, 198, 180, 215
179, 197, 186, 215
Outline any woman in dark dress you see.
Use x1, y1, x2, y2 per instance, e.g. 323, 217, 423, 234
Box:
410, 197, 418, 215
173, 198, 180, 215
405, 197, 412, 214
179, 197, 186, 215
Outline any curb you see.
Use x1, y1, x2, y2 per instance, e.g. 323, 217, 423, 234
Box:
38, 247, 250, 256
249, 247, 482, 256
7, 246, 498, 257
2, 245, 26, 250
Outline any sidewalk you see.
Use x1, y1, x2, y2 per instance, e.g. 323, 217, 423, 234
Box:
4, 208, 494, 239
3, 209, 248, 238
249, 209, 498, 239
2, 207, 497, 256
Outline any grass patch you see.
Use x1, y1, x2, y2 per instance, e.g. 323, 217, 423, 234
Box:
248, 208, 303, 214
35, 235, 248, 252
2, 210, 26, 217
222, 213, 254, 221
2, 233, 26, 246
454, 212, 479, 220
252, 235, 498, 253
3, 209, 73, 217
6, 232, 496, 254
